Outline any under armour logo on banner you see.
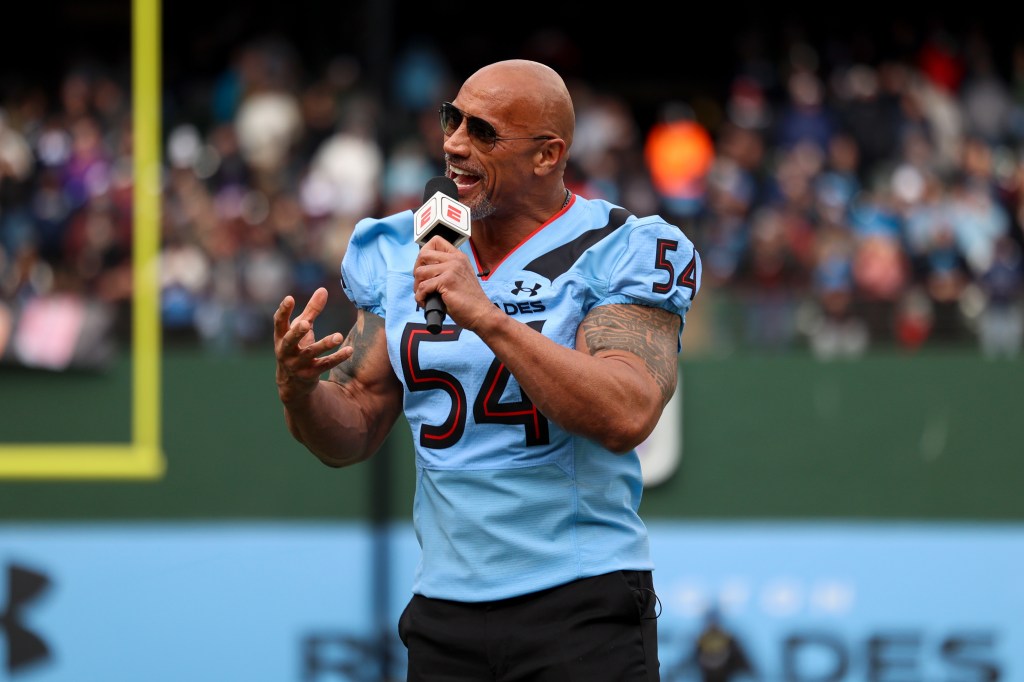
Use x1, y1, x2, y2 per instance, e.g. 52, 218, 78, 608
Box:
0, 564, 52, 674
510, 281, 542, 297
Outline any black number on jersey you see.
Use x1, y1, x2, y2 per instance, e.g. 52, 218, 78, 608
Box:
472, 320, 550, 446
400, 324, 466, 449
400, 321, 551, 449
652, 238, 698, 297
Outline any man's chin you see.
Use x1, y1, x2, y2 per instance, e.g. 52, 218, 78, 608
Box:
471, 197, 496, 221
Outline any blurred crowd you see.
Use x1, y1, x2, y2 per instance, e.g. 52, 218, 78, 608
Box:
2, 23, 1024, 369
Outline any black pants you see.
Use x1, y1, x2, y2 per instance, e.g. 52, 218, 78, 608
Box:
399, 570, 660, 681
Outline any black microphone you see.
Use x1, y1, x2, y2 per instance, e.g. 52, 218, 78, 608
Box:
413, 176, 472, 334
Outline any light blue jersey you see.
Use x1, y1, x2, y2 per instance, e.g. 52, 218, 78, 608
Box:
341, 193, 700, 601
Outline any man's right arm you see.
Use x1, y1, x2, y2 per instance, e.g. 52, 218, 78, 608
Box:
276, 296, 404, 467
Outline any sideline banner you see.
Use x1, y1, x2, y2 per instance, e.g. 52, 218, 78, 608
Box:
1, 522, 1020, 681
646, 523, 1022, 681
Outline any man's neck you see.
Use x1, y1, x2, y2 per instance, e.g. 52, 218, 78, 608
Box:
470, 221, 531, 275
470, 187, 569, 274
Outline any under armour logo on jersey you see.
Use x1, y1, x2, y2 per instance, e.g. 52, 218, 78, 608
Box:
1, 564, 52, 673
510, 281, 542, 297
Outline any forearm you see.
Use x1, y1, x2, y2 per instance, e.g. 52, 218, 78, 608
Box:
282, 379, 397, 467
276, 307, 402, 468
472, 310, 666, 453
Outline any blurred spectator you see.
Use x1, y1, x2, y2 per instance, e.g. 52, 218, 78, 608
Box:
725, 75, 772, 133
0, 108, 36, 264
850, 188, 911, 340
977, 234, 1024, 358
806, 223, 868, 359
301, 124, 383, 220
774, 63, 837, 157
917, 25, 966, 94
894, 286, 936, 352
567, 85, 629, 203
235, 90, 303, 191
831, 63, 903, 180
391, 41, 452, 114
960, 31, 1014, 146
736, 206, 805, 350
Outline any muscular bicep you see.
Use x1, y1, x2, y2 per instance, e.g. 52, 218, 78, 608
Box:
577, 304, 681, 405
329, 310, 403, 437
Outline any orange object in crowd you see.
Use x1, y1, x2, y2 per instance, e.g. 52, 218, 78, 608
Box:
644, 119, 715, 199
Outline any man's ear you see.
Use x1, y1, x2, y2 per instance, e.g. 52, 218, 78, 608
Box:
535, 139, 567, 176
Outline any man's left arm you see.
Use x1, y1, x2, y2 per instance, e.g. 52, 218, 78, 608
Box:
578, 302, 680, 407
471, 301, 680, 453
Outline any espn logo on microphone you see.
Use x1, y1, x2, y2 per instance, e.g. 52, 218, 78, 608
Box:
445, 202, 464, 223
414, 191, 471, 247
418, 204, 434, 228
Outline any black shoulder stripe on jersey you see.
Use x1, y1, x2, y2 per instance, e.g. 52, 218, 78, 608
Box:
524, 208, 631, 281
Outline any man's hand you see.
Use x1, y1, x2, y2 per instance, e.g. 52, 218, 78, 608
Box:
413, 236, 497, 331
274, 287, 351, 404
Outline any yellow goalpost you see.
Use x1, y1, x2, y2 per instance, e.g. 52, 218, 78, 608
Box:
0, 0, 165, 479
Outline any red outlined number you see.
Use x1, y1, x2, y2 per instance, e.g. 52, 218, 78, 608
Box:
473, 320, 550, 446
677, 254, 698, 294
400, 323, 466, 449
400, 320, 550, 449
652, 239, 678, 294
652, 238, 697, 297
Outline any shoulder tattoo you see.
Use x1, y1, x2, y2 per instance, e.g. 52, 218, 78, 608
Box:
580, 304, 680, 403
329, 310, 386, 387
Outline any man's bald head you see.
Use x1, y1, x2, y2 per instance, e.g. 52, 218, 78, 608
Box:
461, 59, 575, 149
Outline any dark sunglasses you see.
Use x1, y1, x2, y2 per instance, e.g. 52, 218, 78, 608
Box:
439, 102, 555, 152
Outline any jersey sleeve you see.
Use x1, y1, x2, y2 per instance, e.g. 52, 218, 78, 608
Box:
340, 216, 388, 317
597, 218, 702, 342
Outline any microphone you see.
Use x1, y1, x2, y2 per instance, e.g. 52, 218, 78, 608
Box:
413, 176, 472, 334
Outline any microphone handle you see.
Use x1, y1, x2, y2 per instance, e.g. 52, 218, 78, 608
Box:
424, 292, 446, 334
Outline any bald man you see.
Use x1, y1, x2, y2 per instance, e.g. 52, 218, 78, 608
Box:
274, 59, 701, 681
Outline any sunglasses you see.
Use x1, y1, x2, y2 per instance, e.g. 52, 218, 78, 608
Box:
439, 102, 555, 152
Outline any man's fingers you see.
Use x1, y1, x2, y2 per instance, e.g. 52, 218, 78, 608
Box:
427, 235, 458, 252
298, 287, 329, 323
417, 246, 461, 268
414, 261, 445, 286
288, 338, 351, 379
275, 290, 342, 361
273, 296, 295, 339
305, 332, 345, 358
280, 317, 312, 352
312, 343, 354, 373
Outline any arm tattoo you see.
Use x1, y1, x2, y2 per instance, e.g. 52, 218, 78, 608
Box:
580, 304, 680, 403
329, 311, 386, 387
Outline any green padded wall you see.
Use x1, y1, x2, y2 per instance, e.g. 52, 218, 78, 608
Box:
1, 348, 1020, 520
